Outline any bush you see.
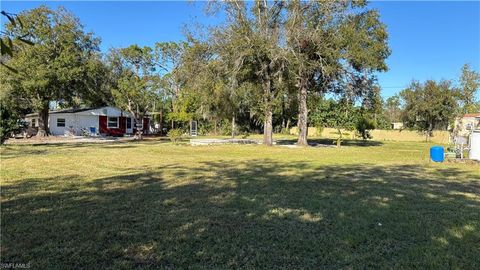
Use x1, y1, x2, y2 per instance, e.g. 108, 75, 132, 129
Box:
280, 127, 290, 135
197, 121, 214, 136
167, 128, 184, 144
219, 120, 233, 136
315, 126, 324, 137
0, 105, 25, 144
356, 117, 376, 140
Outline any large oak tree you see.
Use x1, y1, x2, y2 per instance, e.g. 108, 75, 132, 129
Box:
208, 0, 286, 145
1, 6, 102, 136
285, 0, 390, 145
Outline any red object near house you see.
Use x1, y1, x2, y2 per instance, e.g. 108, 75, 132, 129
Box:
99, 116, 127, 136
99, 115, 150, 136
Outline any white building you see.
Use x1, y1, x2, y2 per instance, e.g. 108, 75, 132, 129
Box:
391, 122, 404, 130
25, 106, 150, 136
454, 113, 480, 136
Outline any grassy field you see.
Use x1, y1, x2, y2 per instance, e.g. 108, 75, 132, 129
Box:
1, 138, 479, 269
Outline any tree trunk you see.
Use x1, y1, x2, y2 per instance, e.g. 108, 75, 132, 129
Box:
36, 106, 49, 137
159, 109, 163, 135
297, 78, 308, 146
214, 119, 218, 135
171, 101, 175, 130
135, 117, 143, 140
231, 115, 236, 138
281, 96, 286, 131
132, 115, 143, 140
264, 109, 273, 146
263, 78, 273, 146
337, 129, 343, 147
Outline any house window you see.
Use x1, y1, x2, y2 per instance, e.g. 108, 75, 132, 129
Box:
126, 118, 132, 129
31, 119, 36, 127
108, 117, 119, 128
57, 118, 66, 127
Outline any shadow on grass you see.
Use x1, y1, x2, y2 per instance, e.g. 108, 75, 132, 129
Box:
276, 138, 384, 147
0, 140, 171, 159
1, 161, 479, 269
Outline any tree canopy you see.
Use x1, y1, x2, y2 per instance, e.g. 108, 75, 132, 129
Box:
109, 45, 159, 139
1, 6, 105, 136
400, 80, 459, 138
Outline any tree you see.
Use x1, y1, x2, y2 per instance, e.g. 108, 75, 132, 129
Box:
400, 80, 458, 140
325, 98, 359, 146
458, 64, 480, 114
207, 1, 286, 145
0, 89, 28, 144
78, 54, 115, 108
1, 6, 102, 136
109, 45, 158, 139
189, 37, 258, 138
285, 0, 390, 146
0, 105, 22, 144
1, 10, 34, 63
356, 116, 376, 140
154, 42, 186, 129
163, 41, 220, 133
384, 95, 401, 123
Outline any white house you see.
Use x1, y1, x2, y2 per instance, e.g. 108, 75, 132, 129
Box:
454, 113, 480, 136
391, 122, 404, 130
25, 106, 150, 136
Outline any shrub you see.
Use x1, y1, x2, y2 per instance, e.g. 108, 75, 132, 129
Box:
280, 127, 290, 135
197, 121, 213, 136
356, 117, 376, 140
0, 105, 26, 144
219, 120, 233, 136
241, 132, 250, 139
315, 126, 324, 137
167, 128, 184, 144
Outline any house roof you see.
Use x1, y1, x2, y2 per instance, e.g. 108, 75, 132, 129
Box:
25, 106, 149, 118
463, 113, 480, 118
49, 107, 102, 114
26, 107, 101, 117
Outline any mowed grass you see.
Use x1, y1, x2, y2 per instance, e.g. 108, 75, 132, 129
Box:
1, 138, 479, 269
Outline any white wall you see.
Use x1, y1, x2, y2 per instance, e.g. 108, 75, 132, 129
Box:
48, 114, 99, 135
48, 113, 76, 136
470, 131, 480, 160
76, 115, 99, 135
24, 116, 39, 128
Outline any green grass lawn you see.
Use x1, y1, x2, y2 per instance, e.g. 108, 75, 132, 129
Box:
1, 138, 479, 269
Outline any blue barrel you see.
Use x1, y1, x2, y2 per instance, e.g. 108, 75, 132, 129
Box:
430, 146, 444, 162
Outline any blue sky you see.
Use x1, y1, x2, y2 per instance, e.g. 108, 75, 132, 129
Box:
2, 1, 479, 98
